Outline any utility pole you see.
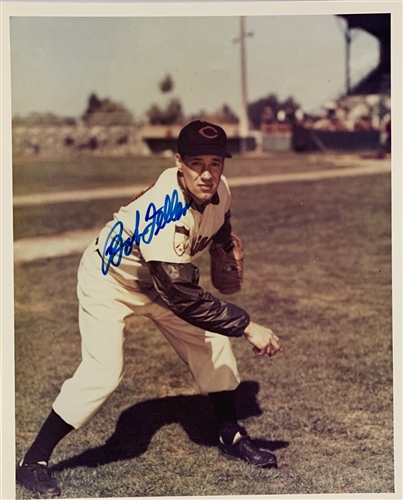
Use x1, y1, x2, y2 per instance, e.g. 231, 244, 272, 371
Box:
233, 17, 253, 153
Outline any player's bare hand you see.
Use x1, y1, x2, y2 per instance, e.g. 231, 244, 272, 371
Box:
243, 321, 282, 357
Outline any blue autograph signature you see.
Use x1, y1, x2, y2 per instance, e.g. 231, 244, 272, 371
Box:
101, 189, 192, 275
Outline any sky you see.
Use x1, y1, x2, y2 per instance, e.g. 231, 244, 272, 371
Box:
9, 13, 380, 121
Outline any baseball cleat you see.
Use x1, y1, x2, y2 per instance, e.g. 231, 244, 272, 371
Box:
218, 435, 278, 468
16, 461, 61, 496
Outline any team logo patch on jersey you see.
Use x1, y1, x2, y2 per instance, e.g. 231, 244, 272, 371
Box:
174, 225, 190, 256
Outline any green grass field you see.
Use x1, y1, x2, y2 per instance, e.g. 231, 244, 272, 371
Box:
13, 155, 394, 498
13, 151, 362, 196
13, 152, 374, 241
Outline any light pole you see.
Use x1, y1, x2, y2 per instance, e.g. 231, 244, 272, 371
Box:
233, 16, 253, 153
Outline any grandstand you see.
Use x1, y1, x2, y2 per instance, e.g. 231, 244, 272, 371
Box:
338, 14, 390, 96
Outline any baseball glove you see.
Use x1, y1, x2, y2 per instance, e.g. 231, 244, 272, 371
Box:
209, 232, 244, 294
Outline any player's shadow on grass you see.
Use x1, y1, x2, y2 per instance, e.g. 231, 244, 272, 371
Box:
52, 380, 288, 472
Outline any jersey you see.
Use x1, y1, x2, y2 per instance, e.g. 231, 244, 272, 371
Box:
96, 167, 231, 284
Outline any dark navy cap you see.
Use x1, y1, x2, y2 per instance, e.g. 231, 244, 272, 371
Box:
177, 120, 232, 158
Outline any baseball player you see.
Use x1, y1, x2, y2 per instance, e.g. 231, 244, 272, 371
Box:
16, 120, 282, 496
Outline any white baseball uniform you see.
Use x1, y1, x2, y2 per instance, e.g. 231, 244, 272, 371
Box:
53, 167, 243, 429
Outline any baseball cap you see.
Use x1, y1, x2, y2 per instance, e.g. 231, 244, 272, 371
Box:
177, 120, 232, 158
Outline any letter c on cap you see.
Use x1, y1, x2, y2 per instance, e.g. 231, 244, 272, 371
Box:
198, 126, 218, 139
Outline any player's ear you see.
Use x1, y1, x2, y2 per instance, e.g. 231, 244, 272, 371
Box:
175, 153, 183, 172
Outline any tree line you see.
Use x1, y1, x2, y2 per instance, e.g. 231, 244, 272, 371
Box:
13, 73, 301, 130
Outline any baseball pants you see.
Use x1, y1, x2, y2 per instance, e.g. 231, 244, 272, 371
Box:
53, 243, 241, 429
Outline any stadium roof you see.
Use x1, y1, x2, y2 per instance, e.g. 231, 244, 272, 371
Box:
338, 14, 390, 95
337, 14, 390, 41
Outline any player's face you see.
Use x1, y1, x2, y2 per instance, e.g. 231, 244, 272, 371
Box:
176, 154, 225, 204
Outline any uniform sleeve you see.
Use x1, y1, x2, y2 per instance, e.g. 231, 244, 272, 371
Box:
147, 260, 250, 337
220, 175, 232, 214
139, 219, 191, 264
212, 210, 232, 245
